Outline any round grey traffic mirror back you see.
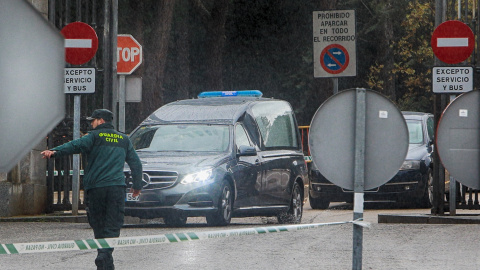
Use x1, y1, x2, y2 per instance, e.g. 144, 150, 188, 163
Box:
308, 89, 408, 190
436, 90, 480, 189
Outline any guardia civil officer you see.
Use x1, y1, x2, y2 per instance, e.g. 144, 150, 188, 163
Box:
41, 109, 143, 270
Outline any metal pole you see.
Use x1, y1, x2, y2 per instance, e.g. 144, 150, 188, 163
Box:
48, 0, 55, 24
458, 0, 461, 20
465, 0, 468, 22
103, 0, 111, 110
450, 0, 462, 215
47, 0, 56, 214
333, 78, 339, 95
72, 95, 81, 215
477, 0, 480, 66
352, 88, 366, 270
112, 0, 119, 129
473, 0, 477, 66
449, 94, 457, 215
71, 0, 82, 216
118, 75, 126, 132
432, 0, 445, 216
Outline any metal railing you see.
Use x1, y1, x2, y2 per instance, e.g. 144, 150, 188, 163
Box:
46, 154, 86, 212
455, 186, 480, 210
46, 118, 89, 213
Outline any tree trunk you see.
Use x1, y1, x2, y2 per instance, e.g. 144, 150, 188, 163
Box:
380, 1, 396, 101
125, 0, 145, 132
143, 0, 175, 115
191, 0, 229, 90
305, 0, 338, 123
175, 0, 191, 100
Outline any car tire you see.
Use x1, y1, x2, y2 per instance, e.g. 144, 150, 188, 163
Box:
277, 182, 303, 224
164, 213, 187, 227
309, 193, 330, 210
206, 181, 233, 226
414, 169, 433, 208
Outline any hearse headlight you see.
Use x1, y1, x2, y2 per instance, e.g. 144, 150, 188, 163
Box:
400, 160, 420, 170
181, 169, 213, 184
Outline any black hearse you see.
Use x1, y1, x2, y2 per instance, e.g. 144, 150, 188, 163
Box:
124, 90, 309, 226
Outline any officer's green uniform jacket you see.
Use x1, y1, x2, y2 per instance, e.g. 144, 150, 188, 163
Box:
52, 122, 143, 191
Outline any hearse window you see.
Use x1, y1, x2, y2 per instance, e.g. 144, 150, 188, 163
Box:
130, 124, 230, 152
251, 101, 298, 149
235, 124, 251, 151
427, 116, 434, 140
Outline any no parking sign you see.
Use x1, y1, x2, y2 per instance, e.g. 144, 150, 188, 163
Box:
313, 10, 357, 78
320, 44, 350, 74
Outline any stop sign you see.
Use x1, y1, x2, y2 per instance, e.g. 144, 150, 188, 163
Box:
117, 35, 143, 74
61, 22, 99, 65
431, 20, 475, 64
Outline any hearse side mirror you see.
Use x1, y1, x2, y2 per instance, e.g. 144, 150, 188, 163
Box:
427, 135, 434, 146
237, 145, 257, 156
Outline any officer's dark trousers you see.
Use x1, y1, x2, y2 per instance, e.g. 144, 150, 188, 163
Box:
87, 185, 125, 267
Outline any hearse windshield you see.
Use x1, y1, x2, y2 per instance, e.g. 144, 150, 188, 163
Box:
130, 124, 230, 152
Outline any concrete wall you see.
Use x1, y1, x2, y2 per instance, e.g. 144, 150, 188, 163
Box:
0, 0, 49, 217
0, 141, 47, 217
28, 0, 48, 18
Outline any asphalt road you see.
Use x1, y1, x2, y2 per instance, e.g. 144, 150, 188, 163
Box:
2, 203, 480, 269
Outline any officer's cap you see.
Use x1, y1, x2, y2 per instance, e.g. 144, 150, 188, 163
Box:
86, 109, 113, 122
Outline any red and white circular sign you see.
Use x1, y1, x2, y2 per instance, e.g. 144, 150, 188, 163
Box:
61, 22, 98, 65
117, 35, 143, 75
431, 20, 474, 64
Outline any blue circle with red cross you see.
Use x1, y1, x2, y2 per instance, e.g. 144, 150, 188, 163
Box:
320, 44, 350, 74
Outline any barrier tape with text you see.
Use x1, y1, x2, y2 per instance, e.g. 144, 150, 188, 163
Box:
0, 219, 369, 255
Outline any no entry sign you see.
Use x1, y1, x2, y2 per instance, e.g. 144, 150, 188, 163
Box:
431, 20, 474, 64
117, 35, 143, 75
61, 22, 98, 65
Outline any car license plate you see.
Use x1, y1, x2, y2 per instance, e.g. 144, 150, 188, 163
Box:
126, 193, 139, 202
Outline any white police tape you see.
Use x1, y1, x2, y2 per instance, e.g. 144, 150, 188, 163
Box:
0, 219, 369, 255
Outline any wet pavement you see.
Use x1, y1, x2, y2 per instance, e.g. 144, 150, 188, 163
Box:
2, 204, 480, 269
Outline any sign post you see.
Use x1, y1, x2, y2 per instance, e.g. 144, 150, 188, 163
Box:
431, 20, 475, 214
309, 89, 408, 270
352, 89, 366, 270
117, 35, 143, 132
61, 22, 98, 215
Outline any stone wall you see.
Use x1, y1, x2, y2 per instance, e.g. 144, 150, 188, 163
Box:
0, 0, 49, 217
